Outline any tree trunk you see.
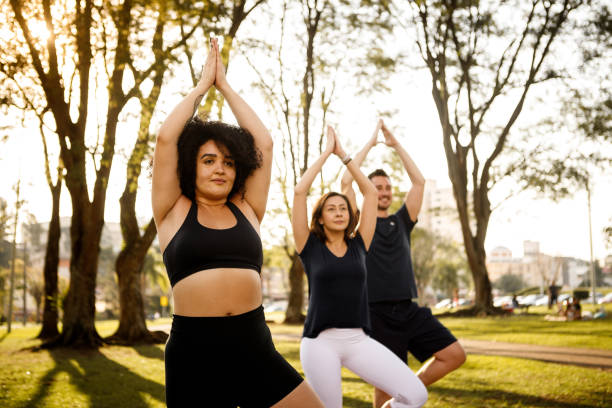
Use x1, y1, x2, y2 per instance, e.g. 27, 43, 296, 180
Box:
284, 251, 305, 324
45, 200, 105, 348
447, 151, 495, 313
107, 158, 162, 344
106, 220, 166, 344
37, 181, 61, 340
463, 235, 493, 313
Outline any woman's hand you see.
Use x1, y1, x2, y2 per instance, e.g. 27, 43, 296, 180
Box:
368, 119, 383, 147
381, 121, 399, 147
325, 125, 336, 154
197, 39, 216, 92
213, 38, 230, 92
328, 125, 346, 158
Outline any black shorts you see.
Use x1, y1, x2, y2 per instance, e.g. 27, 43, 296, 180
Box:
165, 306, 303, 407
369, 299, 457, 363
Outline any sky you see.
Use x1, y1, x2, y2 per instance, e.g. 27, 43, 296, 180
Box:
2, 64, 610, 264
1, 4, 610, 264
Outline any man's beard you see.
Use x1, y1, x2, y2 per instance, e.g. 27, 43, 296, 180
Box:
377, 200, 391, 211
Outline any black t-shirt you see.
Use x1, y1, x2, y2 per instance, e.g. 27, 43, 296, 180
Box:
299, 232, 371, 338
366, 204, 418, 302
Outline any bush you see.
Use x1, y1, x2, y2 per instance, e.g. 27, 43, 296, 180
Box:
515, 286, 540, 296
494, 273, 526, 294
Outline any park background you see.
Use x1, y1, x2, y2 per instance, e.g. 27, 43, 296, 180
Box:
0, 0, 611, 407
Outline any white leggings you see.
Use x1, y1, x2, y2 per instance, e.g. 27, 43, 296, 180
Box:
300, 328, 428, 408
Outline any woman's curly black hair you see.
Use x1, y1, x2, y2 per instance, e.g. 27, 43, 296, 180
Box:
177, 117, 262, 201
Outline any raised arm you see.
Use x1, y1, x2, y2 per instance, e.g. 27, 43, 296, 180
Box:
212, 39, 272, 223
381, 121, 425, 221
152, 41, 216, 225
292, 127, 335, 253
340, 119, 382, 214
332, 128, 378, 249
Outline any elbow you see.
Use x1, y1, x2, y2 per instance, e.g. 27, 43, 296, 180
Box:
259, 136, 274, 153
340, 180, 351, 194
415, 177, 426, 188
156, 128, 174, 146
365, 183, 377, 197
293, 187, 307, 198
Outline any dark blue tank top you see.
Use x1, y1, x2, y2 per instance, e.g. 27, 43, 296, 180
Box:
299, 232, 370, 338
162, 201, 263, 287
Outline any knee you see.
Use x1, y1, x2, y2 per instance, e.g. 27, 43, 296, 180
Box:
440, 341, 466, 370
393, 382, 428, 408
450, 343, 467, 369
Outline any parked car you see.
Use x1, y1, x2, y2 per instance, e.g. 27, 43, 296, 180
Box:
534, 295, 550, 306
457, 298, 472, 306
557, 293, 571, 303
493, 296, 513, 308
582, 292, 604, 304
263, 300, 288, 312
434, 298, 453, 309
518, 294, 544, 306
598, 292, 612, 304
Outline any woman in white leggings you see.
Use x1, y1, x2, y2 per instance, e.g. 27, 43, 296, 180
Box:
292, 126, 427, 408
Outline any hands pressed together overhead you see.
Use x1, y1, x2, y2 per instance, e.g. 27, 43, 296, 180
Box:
325, 125, 347, 159
380, 121, 399, 147
367, 119, 398, 148
197, 37, 229, 92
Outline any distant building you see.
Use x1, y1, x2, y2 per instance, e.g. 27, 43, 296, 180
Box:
522, 240, 540, 261
487, 240, 590, 290
558, 257, 590, 288
489, 246, 513, 262
419, 179, 465, 243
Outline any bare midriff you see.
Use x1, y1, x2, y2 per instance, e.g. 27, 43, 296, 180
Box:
171, 267, 262, 316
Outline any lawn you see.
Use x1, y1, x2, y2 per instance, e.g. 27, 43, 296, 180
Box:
1, 317, 611, 407
265, 304, 612, 350
437, 304, 612, 350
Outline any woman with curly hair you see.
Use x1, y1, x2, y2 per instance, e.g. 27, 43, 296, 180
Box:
292, 126, 427, 408
152, 38, 323, 407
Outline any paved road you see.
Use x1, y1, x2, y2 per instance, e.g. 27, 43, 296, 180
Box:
458, 338, 612, 371
150, 324, 612, 371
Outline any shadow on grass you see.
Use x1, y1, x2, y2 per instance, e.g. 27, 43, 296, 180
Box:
21, 348, 165, 408
133, 344, 165, 361
0, 332, 8, 343
432, 385, 600, 408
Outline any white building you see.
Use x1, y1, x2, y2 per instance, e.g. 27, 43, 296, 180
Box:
487, 240, 590, 290
419, 179, 465, 243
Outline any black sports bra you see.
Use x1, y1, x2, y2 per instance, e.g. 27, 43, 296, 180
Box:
162, 200, 263, 287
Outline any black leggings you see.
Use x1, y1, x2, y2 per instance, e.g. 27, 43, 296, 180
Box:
165, 306, 303, 407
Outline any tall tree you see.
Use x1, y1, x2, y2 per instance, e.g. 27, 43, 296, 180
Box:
244, 0, 396, 323
505, 2, 611, 198
0, 1, 64, 339
5, 0, 203, 347
406, 0, 584, 312
107, 0, 204, 345
37, 132, 63, 339
6, 179, 22, 333
108, 0, 267, 345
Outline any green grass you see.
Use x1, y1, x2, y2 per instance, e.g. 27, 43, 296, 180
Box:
265, 305, 612, 351
0, 324, 610, 407
436, 304, 612, 350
